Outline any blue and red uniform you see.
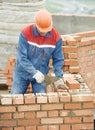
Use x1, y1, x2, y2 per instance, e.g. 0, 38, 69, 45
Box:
11, 24, 64, 94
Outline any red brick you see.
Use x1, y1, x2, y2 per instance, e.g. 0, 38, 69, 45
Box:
37, 111, 47, 118
64, 36, 76, 46
1, 113, 12, 119
58, 92, 70, 102
1, 95, 12, 105
37, 95, 47, 103
67, 40, 76, 46
60, 110, 70, 117
64, 59, 78, 66
62, 40, 67, 46
14, 127, 24, 130
83, 102, 94, 108
65, 103, 81, 109
26, 126, 36, 130
73, 109, 93, 116
48, 111, 58, 117
80, 40, 92, 47
9, 67, 14, 75
72, 123, 94, 130
73, 35, 81, 42
47, 93, 59, 103
79, 31, 95, 37
37, 125, 48, 130
64, 53, 68, 59
69, 66, 80, 74
41, 104, 63, 110
48, 125, 59, 130
13, 112, 24, 119
46, 84, 55, 92
41, 118, 63, 124
63, 66, 69, 71
24, 112, 35, 118
2, 128, 13, 130
64, 117, 81, 123
69, 53, 78, 59
63, 46, 78, 53
0, 120, 16, 127
0, 106, 16, 113
66, 78, 80, 89
57, 88, 68, 92
83, 116, 93, 123
12, 94, 24, 104
3, 62, 11, 76
24, 94, 36, 104
6, 77, 12, 86
72, 94, 93, 102
18, 119, 40, 126
60, 124, 70, 130
18, 105, 40, 112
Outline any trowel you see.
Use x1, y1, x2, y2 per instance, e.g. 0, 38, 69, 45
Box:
32, 75, 60, 85
44, 75, 60, 86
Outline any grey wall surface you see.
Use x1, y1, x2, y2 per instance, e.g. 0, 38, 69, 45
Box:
0, 0, 45, 72
52, 14, 95, 35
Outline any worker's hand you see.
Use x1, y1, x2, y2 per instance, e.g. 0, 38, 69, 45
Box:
33, 70, 45, 83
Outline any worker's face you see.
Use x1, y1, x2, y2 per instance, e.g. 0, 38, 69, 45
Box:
37, 28, 47, 36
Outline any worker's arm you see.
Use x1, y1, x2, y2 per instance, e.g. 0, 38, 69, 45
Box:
52, 38, 64, 78
17, 33, 37, 78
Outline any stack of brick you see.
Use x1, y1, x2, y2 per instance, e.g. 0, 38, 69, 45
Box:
74, 31, 95, 93
3, 58, 16, 91
73, 31, 95, 109
3, 57, 32, 93
62, 35, 80, 73
0, 86, 94, 130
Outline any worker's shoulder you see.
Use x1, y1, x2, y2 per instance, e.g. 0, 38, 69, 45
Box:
22, 24, 33, 34
52, 27, 61, 40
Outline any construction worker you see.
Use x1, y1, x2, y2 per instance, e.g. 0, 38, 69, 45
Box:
11, 9, 64, 94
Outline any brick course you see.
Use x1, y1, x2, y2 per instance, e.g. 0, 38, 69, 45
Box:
0, 91, 94, 130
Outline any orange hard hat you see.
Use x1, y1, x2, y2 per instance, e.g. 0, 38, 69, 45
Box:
34, 9, 52, 33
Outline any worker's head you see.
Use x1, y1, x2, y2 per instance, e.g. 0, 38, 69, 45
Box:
34, 9, 52, 35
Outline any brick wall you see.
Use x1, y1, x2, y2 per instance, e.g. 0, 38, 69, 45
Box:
0, 89, 94, 130
62, 31, 95, 95
75, 31, 95, 93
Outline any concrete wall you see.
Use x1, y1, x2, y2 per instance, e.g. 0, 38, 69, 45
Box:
0, 0, 45, 43
0, 0, 45, 72
52, 14, 95, 35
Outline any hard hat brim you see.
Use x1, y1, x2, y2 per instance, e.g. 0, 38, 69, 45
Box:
36, 23, 52, 33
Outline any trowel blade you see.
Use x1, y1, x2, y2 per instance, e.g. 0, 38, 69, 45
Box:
44, 75, 59, 86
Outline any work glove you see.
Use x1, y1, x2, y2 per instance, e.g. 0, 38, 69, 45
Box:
33, 70, 45, 83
